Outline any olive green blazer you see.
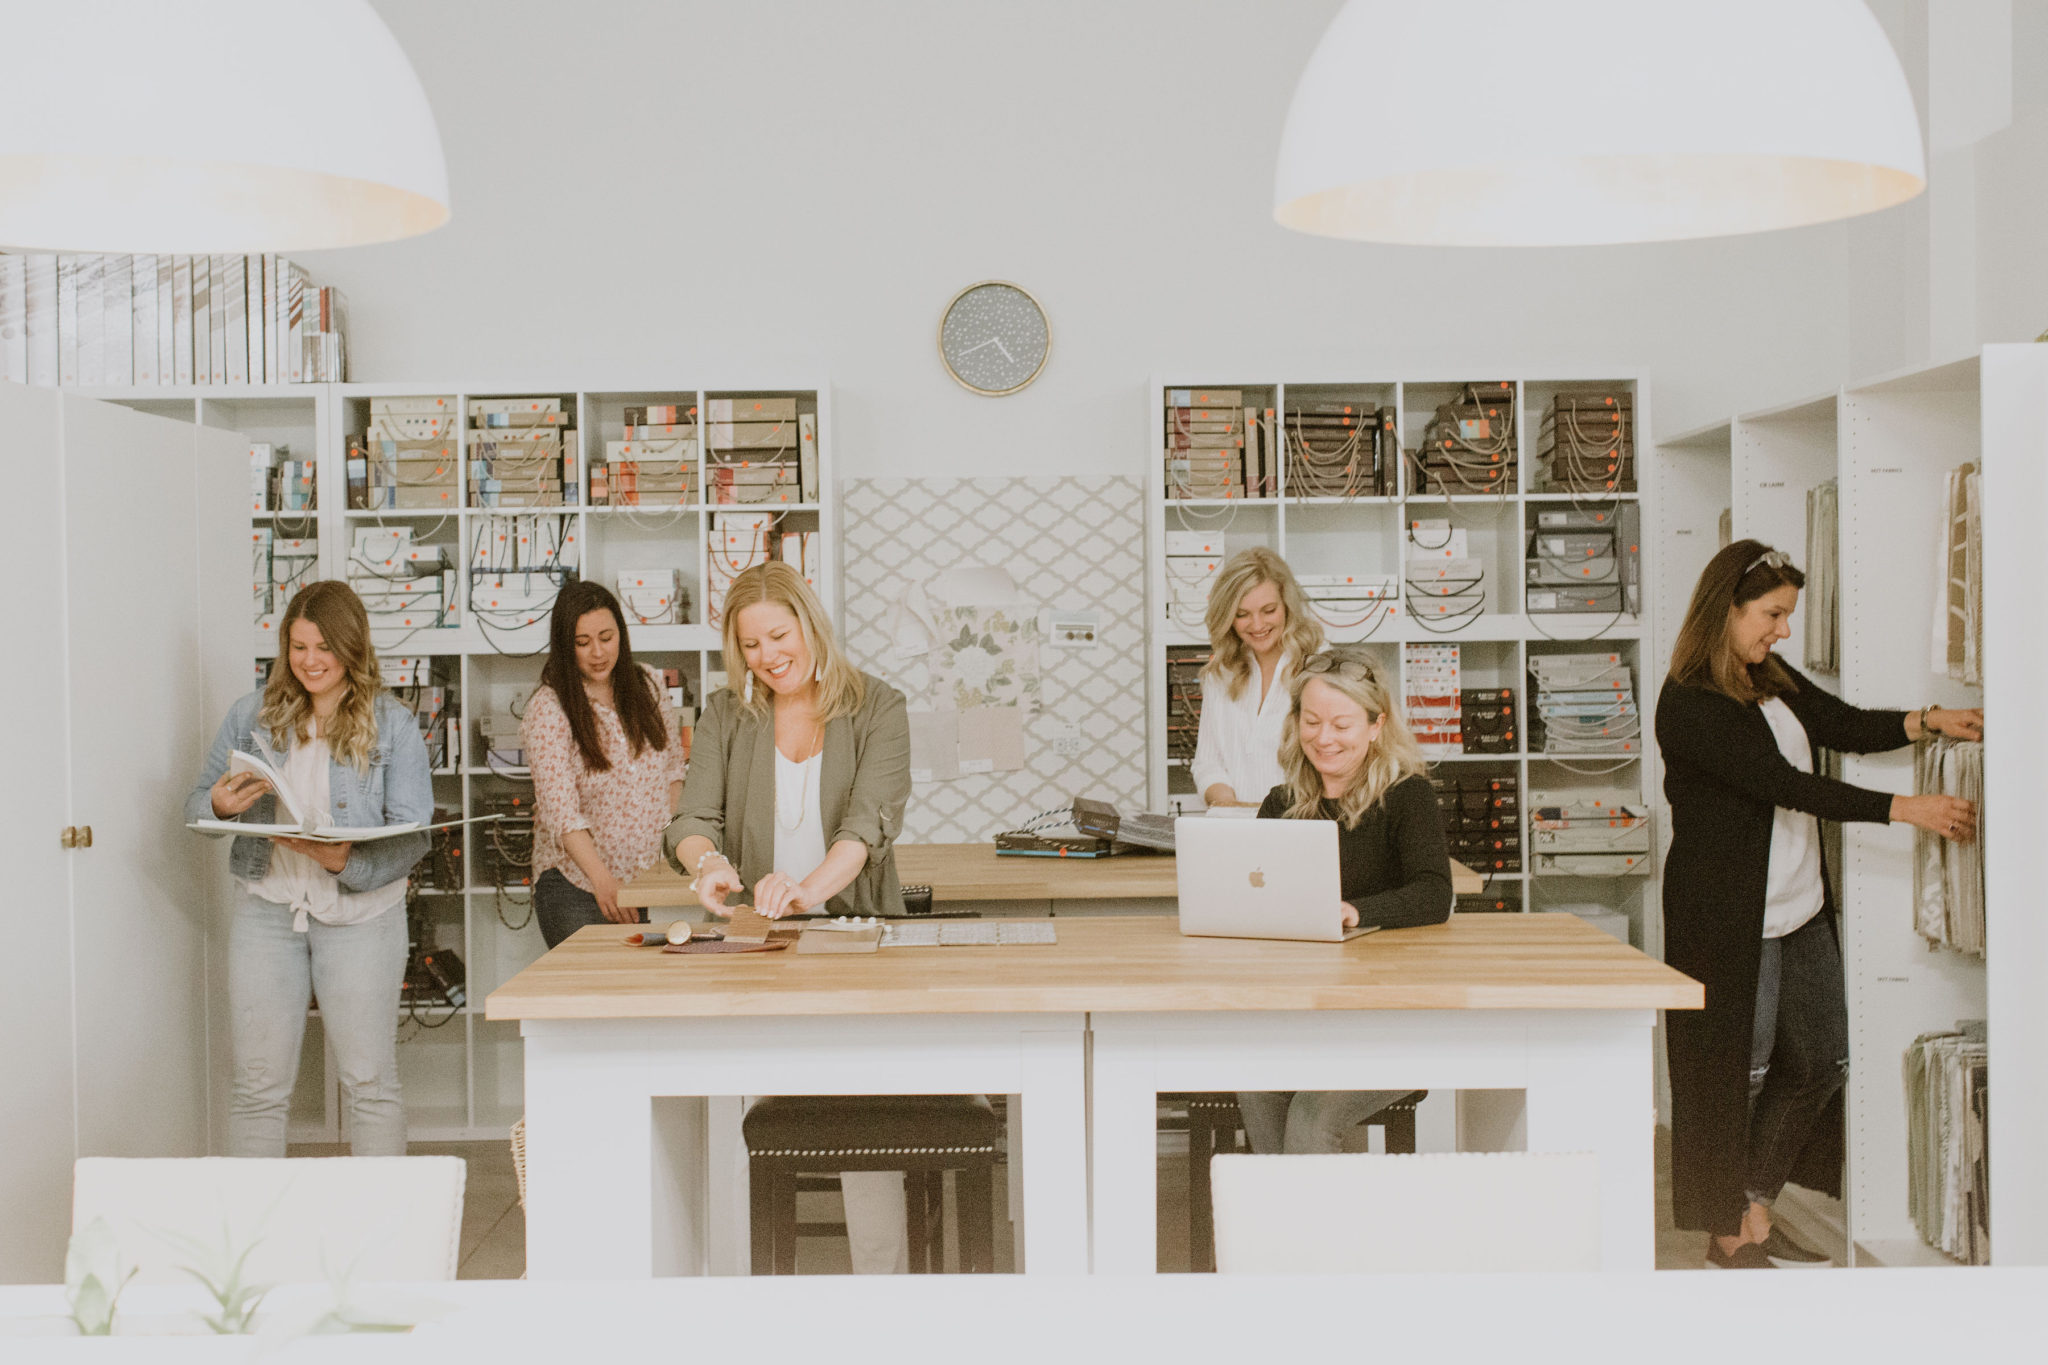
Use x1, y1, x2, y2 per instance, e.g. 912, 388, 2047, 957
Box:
663, 672, 911, 916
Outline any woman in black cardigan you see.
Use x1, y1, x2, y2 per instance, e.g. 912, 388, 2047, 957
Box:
1657, 541, 1981, 1269
1239, 647, 1453, 1153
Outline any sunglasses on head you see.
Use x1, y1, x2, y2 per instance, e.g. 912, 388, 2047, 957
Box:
1743, 549, 1792, 577
1302, 652, 1378, 683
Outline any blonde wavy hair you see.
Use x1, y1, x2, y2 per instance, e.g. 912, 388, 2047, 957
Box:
1277, 647, 1427, 829
1203, 547, 1324, 700
720, 561, 866, 723
260, 581, 384, 773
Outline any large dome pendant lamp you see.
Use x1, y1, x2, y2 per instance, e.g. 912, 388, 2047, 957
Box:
1274, 0, 1925, 246
0, 0, 449, 253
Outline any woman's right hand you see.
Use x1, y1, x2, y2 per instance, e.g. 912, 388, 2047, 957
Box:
591, 869, 634, 925
694, 858, 746, 916
209, 772, 271, 818
1892, 793, 1977, 843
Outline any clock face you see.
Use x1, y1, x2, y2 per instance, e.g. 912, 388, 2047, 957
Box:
939, 282, 1050, 395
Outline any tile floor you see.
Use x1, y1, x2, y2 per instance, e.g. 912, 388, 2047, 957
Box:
300, 1125, 1715, 1277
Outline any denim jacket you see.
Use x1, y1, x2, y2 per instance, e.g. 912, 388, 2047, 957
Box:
185, 689, 433, 892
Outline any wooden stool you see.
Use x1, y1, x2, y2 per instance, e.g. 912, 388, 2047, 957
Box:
743, 1095, 1000, 1275
1183, 1091, 1427, 1273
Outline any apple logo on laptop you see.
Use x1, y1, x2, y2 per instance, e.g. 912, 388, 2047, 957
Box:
1248, 868, 1265, 889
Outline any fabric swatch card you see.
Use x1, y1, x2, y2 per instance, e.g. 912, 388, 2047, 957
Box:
957, 706, 1025, 774
908, 709, 961, 783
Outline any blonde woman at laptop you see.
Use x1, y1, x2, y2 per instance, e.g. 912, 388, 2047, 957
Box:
1237, 647, 1453, 1153
1190, 547, 1324, 809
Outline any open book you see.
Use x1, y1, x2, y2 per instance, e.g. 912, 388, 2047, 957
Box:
187, 736, 499, 844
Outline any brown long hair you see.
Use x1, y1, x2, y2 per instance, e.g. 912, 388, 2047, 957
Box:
1277, 648, 1427, 829
1666, 539, 1807, 704
260, 581, 383, 772
1203, 547, 1325, 701
540, 581, 669, 772
719, 561, 866, 723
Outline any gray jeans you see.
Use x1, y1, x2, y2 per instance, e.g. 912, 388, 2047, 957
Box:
227, 893, 409, 1157
1745, 911, 1848, 1205
1236, 1090, 1410, 1154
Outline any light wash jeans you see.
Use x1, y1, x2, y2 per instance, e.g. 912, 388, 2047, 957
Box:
1236, 1090, 1410, 1154
228, 893, 409, 1157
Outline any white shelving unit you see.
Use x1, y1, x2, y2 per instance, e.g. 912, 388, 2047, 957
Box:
93, 379, 835, 1143
1145, 374, 1661, 956
1657, 348, 2042, 1266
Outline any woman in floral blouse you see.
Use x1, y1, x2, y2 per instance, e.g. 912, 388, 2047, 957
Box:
523, 581, 687, 949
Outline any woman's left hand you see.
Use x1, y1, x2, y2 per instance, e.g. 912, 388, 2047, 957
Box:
1930, 707, 1984, 741
753, 870, 814, 920
1339, 901, 1359, 929
274, 836, 352, 874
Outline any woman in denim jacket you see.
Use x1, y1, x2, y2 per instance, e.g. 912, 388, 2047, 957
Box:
185, 581, 432, 1156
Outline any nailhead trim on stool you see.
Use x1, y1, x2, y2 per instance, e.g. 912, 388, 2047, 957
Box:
742, 1096, 1001, 1276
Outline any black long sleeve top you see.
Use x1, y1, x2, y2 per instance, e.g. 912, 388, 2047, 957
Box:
1257, 772, 1454, 930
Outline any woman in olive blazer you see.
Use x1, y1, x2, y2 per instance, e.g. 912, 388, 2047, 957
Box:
1657, 541, 1980, 1269
665, 561, 911, 920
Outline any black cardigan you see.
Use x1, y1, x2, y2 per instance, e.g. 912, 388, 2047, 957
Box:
1656, 664, 1906, 1236
1256, 772, 1453, 930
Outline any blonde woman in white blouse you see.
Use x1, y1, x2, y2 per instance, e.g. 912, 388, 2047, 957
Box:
1189, 547, 1326, 808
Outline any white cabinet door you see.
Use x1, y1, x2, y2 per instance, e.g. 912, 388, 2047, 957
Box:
61, 395, 242, 1159
0, 383, 80, 1282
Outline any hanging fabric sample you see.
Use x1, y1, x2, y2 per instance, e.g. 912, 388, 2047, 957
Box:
1913, 736, 1984, 955
1903, 1024, 1990, 1264
1803, 479, 1839, 673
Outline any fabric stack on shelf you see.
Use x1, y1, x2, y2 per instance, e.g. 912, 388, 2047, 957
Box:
473, 791, 535, 887
382, 656, 455, 771
1527, 652, 1641, 759
1163, 388, 1249, 499
1460, 686, 1517, 755
1429, 770, 1521, 877
706, 509, 780, 625
0, 250, 347, 386
1934, 463, 1982, 685
1408, 382, 1516, 495
616, 568, 687, 627
1403, 518, 1485, 632
706, 398, 812, 505
1165, 645, 1210, 801
1162, 531, 1224, 631
780, 529, 822, 592
249, 442, 315, 513
349, 525, 455, 635
1529, 788, 1652, 877
1914, 736, 1985, 955
469, 398, 574, 508
1803, 479, 1840, 672
1526, 505, 1639, 617
1298, 573, 1396, 634
353, 397, 459, 510
1534, 392, 1634, 493
469, 513, 577, 635
657, 667, 696, 761
1283, 397, 1391, 499
1404, 644, 1461, 758
1904, 1022, 1990, 1265
598, 402, 699, 506
251, 529, 317, 642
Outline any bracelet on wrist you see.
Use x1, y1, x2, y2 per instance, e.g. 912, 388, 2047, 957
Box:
1919, 704, 1937, 738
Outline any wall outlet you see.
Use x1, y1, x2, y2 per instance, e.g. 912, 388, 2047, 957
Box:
1047, 608, 1100, 649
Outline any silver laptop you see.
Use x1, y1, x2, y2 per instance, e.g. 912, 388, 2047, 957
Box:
1174, 817, 1379, 942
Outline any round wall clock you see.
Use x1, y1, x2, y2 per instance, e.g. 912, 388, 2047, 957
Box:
938, 281, 1050, 395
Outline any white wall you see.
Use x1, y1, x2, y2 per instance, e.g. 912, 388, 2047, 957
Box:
307, 0, 1878, 470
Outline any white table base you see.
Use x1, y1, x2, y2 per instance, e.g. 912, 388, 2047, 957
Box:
519, 1012, 1089, 1279
1088, 1009, 1658, 1272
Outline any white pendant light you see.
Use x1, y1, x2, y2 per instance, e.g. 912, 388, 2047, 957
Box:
1274, 0, 1925, 246
0, 0, 449, 253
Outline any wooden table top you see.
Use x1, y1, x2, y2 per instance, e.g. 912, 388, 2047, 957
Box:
617, 842, 1485, 907
485, 913, 1701, 1020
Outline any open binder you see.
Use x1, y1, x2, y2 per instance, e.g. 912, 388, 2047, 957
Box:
187, 738, 501, 844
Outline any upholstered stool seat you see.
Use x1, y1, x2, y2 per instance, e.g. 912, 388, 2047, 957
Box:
742, 1095, 1000, 1274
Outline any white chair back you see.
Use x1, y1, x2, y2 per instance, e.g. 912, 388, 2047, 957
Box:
72, 1156, 466, 1285
1211, 1151, 1601, 1273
